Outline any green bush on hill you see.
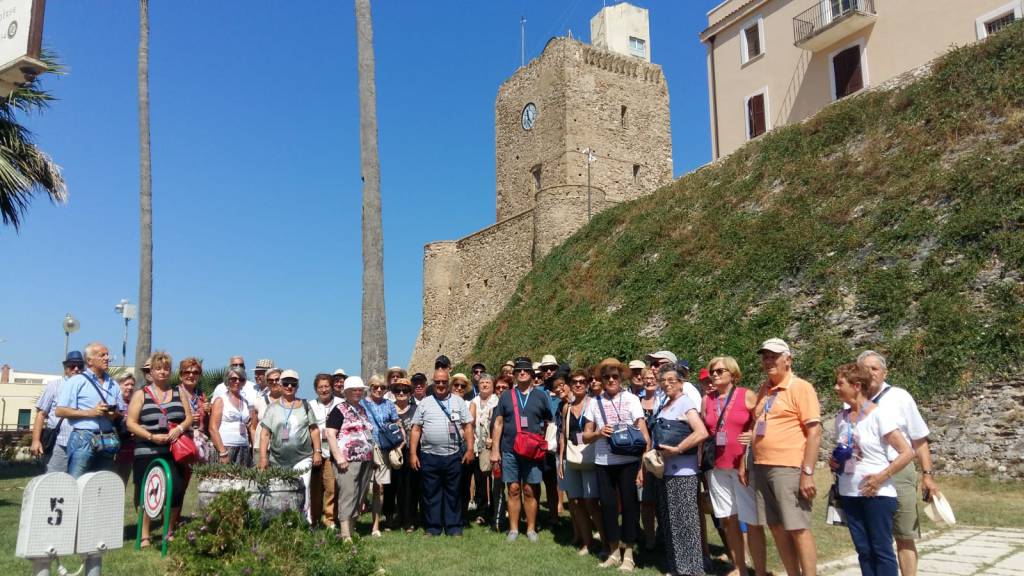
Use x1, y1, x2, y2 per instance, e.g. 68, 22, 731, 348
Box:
472, 22, 1024, 407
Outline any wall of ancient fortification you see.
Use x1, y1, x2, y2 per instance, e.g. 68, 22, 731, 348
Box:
410, 36, 672, 373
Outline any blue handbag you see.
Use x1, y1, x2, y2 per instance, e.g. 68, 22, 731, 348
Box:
597, 396, 646, 457
363, 400, 404, 451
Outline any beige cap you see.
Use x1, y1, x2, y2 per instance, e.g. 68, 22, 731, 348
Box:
343, 376, 367, 391
628, 360, 646, 370
333, 368, 348, 377
280, 369, 299, 381
539, 354, 558, 368
758, 338, 792, 355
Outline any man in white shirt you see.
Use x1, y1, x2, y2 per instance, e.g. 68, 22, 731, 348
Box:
858, 350, 941, 576
645, 351, 700, 408
212, 356, 260, 405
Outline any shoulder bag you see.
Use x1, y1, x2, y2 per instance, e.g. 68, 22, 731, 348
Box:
144, 387, 197, 465
651, 396, 697, 455
511, 389, 547, 461
82, 372, 121, 456
700, 386, 736, 472
597, 395, 646, 457
564, 399, 595, 469
364, 399, 403, 451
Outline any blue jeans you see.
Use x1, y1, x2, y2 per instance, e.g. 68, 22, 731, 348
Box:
66, 429, 116, 478
419, 451, 463, 535
842, 495, 899, 576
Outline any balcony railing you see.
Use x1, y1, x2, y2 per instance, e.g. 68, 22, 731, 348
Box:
793, 0, 876, 48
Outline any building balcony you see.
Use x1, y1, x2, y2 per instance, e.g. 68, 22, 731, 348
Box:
793, 0, 876, 51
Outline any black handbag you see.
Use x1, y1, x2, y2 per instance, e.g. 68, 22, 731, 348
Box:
41, 419, 64, 455
653, 418, 697, 454
597, 396, 646, 456
700, 386, 736, 472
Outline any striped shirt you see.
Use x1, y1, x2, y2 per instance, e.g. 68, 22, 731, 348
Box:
410, 394, 471, 456
134, 386, 186, 457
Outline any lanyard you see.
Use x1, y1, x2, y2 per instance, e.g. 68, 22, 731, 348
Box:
574, 398, 588, 430
281, 399, 296, 424
515, 387, 531, 411
606, 393, 624, 424
761, 390, 779, 422
842, 402, 869, 445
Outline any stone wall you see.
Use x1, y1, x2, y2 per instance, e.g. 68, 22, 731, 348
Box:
410, 36, 673, 373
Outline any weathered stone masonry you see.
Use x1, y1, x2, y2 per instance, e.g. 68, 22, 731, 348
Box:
409, 36, 673, 372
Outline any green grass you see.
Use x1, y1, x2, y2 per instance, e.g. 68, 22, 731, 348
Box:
467, 22, 1024, 410
2, 463, 1023, 575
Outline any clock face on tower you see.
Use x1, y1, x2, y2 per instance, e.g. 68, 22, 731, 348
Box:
521, 102, 537, 131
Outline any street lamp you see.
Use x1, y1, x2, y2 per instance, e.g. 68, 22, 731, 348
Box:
62, 313, 79, 357
582, 148, 597, 221
114, 299, 137, 368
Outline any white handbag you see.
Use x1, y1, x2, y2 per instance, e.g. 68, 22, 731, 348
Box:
564, 400, 595, 470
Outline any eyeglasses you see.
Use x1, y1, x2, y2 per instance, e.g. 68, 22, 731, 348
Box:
228, 377, 242, 383
280, 380, 298, 388
711, 368, 730, 376
267, 377, 281, 384
371, 385, 387, 391
393, 388, 411, 395
433, 380, 449, 386
603, 374, 621, 381
453, 383, 467, 390
570, 378, 587, 385
181, 370, 201, 376
230, 363, 245, 368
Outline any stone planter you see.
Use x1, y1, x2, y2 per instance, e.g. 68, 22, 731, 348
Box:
197, 476, 304, 523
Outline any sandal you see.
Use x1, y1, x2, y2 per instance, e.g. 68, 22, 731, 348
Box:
165, 532, 175, 543
139, 537, 151, 549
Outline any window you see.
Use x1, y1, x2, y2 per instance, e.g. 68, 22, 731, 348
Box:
633, 164, 641, 183
745, 90, 768, 140
531, 165, 542, 193
629, 36, 646, 58
976, 2, 1022, 39
831, 43, 864, 100
620, 105, 628, 128
17, 409, 31, 429
740, 15, 764, 64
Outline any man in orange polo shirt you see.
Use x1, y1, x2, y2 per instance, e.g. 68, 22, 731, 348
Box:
741, 338, 822, 576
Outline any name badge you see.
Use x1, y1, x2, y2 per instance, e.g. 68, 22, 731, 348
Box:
716, 431, 728, 446
520, 417, 529, 428
843, 458, 856, 475
240, 422, 248, 437
280, 425, 291, 441
450, 412, 460, 422
157, 414, 168, 429
448, 422, 457, 434
755, 421, 767, 436
576, 432, 583, 445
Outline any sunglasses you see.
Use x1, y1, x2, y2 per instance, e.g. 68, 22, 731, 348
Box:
472, 369, 484, 374
182, 370, 201, 376
603, 374, 621, 381
453, 383, 467, 390
434, 380, 449, 385
267, 377, 281, 384
280, 380, 298, 388
393, 388, 411, 395
371, 385, 387, 391
228, 377, 242, 382
541, 366, 556, 372
570, 378, 587, 385
514, 369, 532, 374
231, 363, 245, 368
711, 368, 730, 376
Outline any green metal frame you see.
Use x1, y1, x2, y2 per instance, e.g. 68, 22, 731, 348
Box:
135, 457, 173, 557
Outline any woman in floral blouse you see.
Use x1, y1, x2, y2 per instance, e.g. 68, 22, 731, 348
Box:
325, 376, 376, 541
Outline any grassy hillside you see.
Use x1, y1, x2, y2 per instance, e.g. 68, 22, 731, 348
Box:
471, 23, 1024, 405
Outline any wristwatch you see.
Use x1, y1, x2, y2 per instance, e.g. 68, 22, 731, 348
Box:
922, 470, 933, 475
802, 465, 814, 476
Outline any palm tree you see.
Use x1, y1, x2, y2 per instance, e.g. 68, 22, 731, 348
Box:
134, 0, 153, 377
0, 55, 68, 231
355, 0, 388, 378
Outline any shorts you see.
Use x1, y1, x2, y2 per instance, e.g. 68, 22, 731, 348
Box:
502, 451, 543, 485
707, 468, 759, 525
753, 464, 812, 531
892, 464, 920, 540
559, 461, 598, 499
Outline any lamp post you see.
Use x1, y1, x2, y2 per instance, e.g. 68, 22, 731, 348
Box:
114, 299, 137, 368
582, 148, 597, 221
62, 313, 79, 357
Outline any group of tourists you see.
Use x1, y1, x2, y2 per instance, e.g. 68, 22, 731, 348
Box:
30, 338, 940, 576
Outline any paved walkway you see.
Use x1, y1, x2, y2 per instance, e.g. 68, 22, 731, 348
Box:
822, 527, 1024, 576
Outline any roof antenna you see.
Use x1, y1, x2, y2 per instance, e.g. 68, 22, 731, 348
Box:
520, 15, 527, 67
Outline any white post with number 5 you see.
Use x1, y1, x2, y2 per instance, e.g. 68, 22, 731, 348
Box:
16, 471, 125, 576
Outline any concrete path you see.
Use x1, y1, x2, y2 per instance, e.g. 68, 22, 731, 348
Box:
822, 527, 1024, 576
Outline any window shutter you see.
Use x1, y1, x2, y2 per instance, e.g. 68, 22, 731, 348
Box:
748, 94, 766, 138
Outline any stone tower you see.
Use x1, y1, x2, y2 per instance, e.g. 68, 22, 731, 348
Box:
410, 2, 672, 372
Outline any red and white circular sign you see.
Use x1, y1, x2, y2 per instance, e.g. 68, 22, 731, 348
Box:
143, 465, 167, 519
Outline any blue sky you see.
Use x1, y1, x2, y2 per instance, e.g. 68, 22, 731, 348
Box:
0, 1, 720, 391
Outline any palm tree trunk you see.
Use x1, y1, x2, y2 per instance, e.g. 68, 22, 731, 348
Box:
135, 0, 152, 377
354, 0, 388, 378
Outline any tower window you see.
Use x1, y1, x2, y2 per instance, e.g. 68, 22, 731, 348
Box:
629, 36, 646, 58
621, 105, 628, 128
633, 164, 640, 183
531, 165, 542, 193
483, 278, 489, 288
